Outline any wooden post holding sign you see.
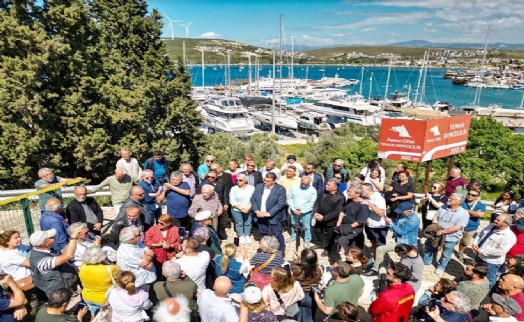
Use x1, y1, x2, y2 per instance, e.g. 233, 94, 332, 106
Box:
377, 115, 472, 191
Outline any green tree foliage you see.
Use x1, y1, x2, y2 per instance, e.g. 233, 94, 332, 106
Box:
303, 123, 379, 177
0, 0, 203, 189
202, 133, 280, 167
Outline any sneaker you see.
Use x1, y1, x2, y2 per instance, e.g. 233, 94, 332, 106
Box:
435, 268, 444, 276
424, 264, 434, 268
362, 269, 378, 277
456, 252, 465, 262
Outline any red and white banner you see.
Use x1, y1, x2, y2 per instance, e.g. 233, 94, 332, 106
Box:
377, 115, 472, 163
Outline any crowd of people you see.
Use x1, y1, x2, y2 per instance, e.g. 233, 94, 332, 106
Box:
1, 150, 524, 322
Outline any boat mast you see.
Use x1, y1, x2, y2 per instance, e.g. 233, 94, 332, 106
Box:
279, 14, 284, 97
520, 90, 524, 109
247, 53, 253, 94
414, 50, 426, 104
419, 48, 430, 104
474, 25, 491, 106
368, 72, 373, 101
199, 47, 206, 91
272, 43, 276, 134
383, 59, 392, 109
359, 66, 365, 95
290, 36, 294, 79
226, 49, 231, 95
182, 41, 186, 66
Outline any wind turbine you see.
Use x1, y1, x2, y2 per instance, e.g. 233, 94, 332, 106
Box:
164, 14, 183, 39
179, 22, 193, 38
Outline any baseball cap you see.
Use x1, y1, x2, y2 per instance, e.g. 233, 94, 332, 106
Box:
393, 202, 414, 215
287, 155, 296, 160
194, 210, 213, 221
491, 294, 522, 315
29, 229, 57, 247
242, 286, 262, 304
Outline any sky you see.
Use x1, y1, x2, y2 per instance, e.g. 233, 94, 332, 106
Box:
147, 0, 524, 48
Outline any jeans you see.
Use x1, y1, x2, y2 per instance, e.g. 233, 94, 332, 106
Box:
423, 240, 458, 271
296, 291, 316, 322
476, 257, 501, 289
84, 300, 101, 317
231, 208, 252, 236
291, 212, 312, 243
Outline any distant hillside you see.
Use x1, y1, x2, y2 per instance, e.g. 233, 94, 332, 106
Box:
305, 46, 428, 58
389, 40, 524, 50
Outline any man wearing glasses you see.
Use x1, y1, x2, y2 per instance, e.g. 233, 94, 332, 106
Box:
197, 155, 214, 184
457, 189, 486, 262
324, 159, 348, 182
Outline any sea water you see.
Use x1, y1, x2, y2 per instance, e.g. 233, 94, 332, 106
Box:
188, 65, 524, 109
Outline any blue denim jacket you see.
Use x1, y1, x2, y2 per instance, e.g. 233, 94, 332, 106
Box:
40, 211, 69, 252
389, 211, 420, 245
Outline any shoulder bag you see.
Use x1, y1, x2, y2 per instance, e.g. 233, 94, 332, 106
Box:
273, 288, 300, 319
248, 253, 276, 289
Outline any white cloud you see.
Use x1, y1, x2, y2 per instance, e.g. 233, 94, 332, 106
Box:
331, 33, 346, 37
201, 32, 221, 38
361, 27, 376, 32
325, 11, 432, 29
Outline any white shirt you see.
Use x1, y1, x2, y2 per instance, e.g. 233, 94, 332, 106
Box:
489, 316, 518, 322
116, 157, 142, 181
197, 289, 238, 322
0, 249, 31, 280
261, 185, 273, 213
360, 165, 386, 182
229, 185, 255, 209
177, 252, 210, 292
366, 192, 387, 228
473, 224, 517, 265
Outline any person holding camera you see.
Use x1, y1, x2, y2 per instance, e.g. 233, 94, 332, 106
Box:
291, 249, 323, 322
35, 288, 87, 322
313, 261, 363, 320
369, 262, 415, 322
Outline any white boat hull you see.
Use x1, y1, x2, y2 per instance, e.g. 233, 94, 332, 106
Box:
251, 111, 298, 130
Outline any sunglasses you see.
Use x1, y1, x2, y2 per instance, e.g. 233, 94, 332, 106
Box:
247, 164, 255, 167
207, 176, 217, 179
158, 222, 169, 225
206, 160, 213, 163
468, 193, 479, 197
237, 179, 244, 182
333, 164, 342, 167
144, 177, 153, 180
431, 186, 438, 189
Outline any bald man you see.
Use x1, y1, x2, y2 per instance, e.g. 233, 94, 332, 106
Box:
153, 296, 191, 322
287, 175, 317, 247
40, 198, 70, 252
197, 276, 238, 322
66, 186, 104, 234
498, 273, 524, 321
90, 168, 133, 215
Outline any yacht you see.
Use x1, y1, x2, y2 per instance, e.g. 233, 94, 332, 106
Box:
250, 105, 298, 130
242, 77, 307, 94
302, 87, 348, 101
297, 112, 333, 131
201, 96, 255, 134
303, 96, 382, 127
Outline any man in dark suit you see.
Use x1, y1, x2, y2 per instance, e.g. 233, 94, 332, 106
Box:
301, 162, 324, 196
251, 173, 287, 252
313, 179, 345, 256
240, 160, 263, 187
66, 186, 104, 235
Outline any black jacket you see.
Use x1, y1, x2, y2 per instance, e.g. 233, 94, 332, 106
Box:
240, 170, 263, 187
66, 198, 104, 231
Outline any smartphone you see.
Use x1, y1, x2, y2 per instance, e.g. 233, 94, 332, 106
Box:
428, 299, 437, 311
178, 227, 187, 238
234, 237, 240, 246
74, 302, 87, 315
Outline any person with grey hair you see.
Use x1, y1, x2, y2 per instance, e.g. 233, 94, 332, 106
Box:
423, 192, 470, 275
312, 179, 345, 255
229, 173, 256, 244
109, 205, 144, 247
445, 167, 468, 196
35, 167, 82, 212
68, 222, 101, 269
116, 148, 142, 182
336, 183, 369, 252
90, 168, 133, 215
157, 171, 191, 228
150, 260, 198, 321
117, 185, 153, 230
249, 236, 286, 289
197, 154, 215, 183
472, 213, 517, 288
188, 184, 223, 231
66, 185, 104, 234
39, 197, 70, 252
425, 290, 473, 322
79, 246, 120, 316
116, 226, 156, 290
324, 159, 348, 182
139, 169, 163, 220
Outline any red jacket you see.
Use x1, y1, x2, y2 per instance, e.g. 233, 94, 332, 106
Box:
144, 225, 180, 264
507, 226, 524, 258
369, 283, 415, 322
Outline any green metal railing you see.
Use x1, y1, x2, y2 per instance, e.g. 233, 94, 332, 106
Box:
0, 179, 85, 242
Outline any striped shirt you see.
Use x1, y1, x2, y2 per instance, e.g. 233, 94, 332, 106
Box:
251, 252, 286, 275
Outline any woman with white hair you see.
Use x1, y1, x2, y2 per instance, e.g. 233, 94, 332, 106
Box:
229, 173, 255, 244
79, 246, 120, 316
68, 222, 101, 269
249, 236, 286, 289
116, 226, 156, 290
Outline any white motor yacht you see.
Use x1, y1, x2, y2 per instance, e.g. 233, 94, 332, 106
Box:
303, 96, 382, 126
201, 96, 254, 134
